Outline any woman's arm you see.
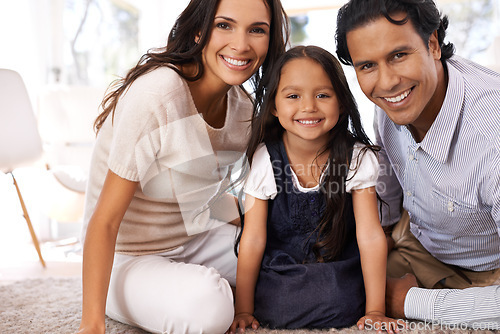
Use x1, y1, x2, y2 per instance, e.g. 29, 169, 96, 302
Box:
229, 195, 268, 334
210, 192, 241, 226
353, 187, 400, 333
78, 170, 138, 334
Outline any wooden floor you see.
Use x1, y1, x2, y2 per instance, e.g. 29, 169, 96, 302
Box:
0, 237, 82, 286
0, 170, 82, 286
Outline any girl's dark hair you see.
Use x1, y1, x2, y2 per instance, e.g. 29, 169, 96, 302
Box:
247, 45, 379, 262
94, 0, 289, 133
335, 0, 455, 67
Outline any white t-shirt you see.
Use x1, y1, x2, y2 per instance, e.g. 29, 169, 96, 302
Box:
244, 142, 379, 200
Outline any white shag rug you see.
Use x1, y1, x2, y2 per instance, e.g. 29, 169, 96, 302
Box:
0, 277, 496, 334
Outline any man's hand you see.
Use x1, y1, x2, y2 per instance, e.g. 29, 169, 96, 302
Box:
386, 273, 418, 319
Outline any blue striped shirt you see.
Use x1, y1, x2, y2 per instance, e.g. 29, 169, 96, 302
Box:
405, 284, 500, 329
376, 56, 500, 272
375, 56, 500, 327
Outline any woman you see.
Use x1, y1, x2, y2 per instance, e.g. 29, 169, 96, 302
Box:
77, 0, 289, 333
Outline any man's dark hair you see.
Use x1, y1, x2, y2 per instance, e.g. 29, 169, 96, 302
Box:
335, 0, 455, 66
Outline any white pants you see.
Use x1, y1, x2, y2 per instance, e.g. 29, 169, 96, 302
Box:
106, 222, 239, 334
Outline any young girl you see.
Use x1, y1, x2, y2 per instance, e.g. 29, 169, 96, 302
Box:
229, 46, 399, 332
77, 1, 289, 333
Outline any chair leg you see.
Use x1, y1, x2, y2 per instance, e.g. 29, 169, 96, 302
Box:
10, 173, 46, 268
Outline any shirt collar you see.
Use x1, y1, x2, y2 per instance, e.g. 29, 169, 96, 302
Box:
418, 59, 465, 163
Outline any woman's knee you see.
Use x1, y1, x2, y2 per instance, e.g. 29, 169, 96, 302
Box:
162, 266, 234, 333
108, 258, 234, 333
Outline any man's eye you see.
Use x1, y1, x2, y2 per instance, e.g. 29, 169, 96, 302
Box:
394, 53, 407, 60
361, 63, 374, 71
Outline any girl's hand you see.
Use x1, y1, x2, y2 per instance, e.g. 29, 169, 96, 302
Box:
357, 312, 405, 334
226, 312, 260, 334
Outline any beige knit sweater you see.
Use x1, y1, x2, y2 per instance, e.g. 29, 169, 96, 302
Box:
82, 66, 253, 255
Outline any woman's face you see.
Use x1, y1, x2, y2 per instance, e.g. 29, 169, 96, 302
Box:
201, 0, 271, 88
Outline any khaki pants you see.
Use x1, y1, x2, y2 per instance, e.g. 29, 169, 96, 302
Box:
387, 211, 500, 289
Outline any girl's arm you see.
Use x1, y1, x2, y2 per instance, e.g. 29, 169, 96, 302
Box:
352, 187, 401, 333
78, 170, 138, 334
228, 195, 268, 334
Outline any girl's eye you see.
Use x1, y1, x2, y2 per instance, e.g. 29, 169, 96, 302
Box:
286, 94, 299, 99
316, 93, 329, 99
216, 22, 230, 30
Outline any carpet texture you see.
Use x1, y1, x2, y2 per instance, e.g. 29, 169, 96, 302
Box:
0, 277, 496, 334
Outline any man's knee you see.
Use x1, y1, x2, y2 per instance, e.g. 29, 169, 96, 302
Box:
387, 249, 413, 278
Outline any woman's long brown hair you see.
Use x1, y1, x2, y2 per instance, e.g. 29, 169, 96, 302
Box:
94, 0, 289, 133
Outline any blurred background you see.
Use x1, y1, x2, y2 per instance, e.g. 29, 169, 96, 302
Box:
0, 0, 499, 280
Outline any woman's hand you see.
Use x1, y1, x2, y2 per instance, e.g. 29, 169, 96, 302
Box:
76, 322, 105, 334
357, 311, 405, 334
226, 312, 260, 334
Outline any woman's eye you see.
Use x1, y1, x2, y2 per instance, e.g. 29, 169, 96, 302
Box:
250, 27, 266, 34
216, 22, 230, 30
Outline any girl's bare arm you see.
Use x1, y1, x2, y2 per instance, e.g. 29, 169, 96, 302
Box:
229, 195, 268, 333
353, 187, 400, 333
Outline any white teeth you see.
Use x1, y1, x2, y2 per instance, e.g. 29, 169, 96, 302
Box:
384, 89, 411, 103
297, 119, 320, 125
223, 56, 249, 66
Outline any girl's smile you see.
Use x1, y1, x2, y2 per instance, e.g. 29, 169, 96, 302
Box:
274, 57, 340, 148
295, 118, 324, 126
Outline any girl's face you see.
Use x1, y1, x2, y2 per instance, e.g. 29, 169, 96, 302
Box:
274, 57, 341, 147
201, 0, 271, 88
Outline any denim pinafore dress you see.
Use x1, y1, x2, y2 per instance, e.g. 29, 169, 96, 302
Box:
253, 141, 365, 329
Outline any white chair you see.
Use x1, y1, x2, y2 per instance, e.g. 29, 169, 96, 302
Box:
0, 68, 46, 267
36, 85, 103, 238
37, 85, 103, 194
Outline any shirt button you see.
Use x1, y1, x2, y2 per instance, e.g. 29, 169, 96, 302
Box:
447, 201, 454, 212
406, 191, 412, 197
409, 154, 414, 161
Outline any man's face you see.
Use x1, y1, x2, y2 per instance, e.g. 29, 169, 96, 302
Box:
346, 13, 445, 135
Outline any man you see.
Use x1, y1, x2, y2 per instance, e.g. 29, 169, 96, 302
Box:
335, 0, 500, 329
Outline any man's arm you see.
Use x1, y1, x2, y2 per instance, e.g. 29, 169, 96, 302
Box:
405, 285, 500, 329
387, 274, 500, 329
387, 158, 500, 329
